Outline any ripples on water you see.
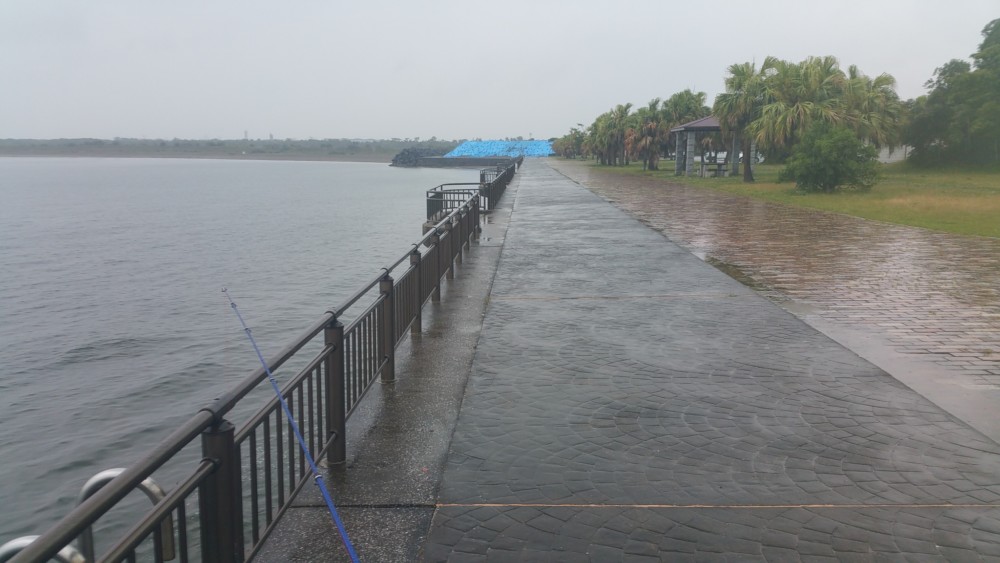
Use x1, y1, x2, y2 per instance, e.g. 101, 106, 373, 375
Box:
0, 157, 476, 540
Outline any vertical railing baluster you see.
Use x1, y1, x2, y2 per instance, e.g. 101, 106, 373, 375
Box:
297, 385, 305, 479
357, 321, 364, 399
454, 215, 461, 261
249, 430, 259, 543
315, 365, 324, 455
263, 416, 273, 524
350, 329, 357, 407
455, 211, 465, 265
287, 395, 295, 497
177, 502, 189, 563
369, 313, 375, 384
153, 527, 164, 563
276, 410, 284, 507
307, 370, 315, 457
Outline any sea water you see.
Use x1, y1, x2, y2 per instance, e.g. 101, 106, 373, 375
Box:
0, 157, 476, 541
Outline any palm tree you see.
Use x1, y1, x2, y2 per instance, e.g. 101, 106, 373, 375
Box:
750, 56, 846, 158
662, 90, 710, 127
632, 98, 664, 170
609, 103, 634, 165
587, 113, 612, 165
749, 57, 902, 159
714, 60, 772, 182
843, 66, 902, 149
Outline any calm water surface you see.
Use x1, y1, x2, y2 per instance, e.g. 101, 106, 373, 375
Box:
0, 157, 475, 540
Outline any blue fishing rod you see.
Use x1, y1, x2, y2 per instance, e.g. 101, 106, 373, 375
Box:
222, 288, 359, 563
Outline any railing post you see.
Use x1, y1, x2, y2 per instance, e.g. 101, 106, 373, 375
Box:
324, 318, 346, 465
473, 196, 481, 240
464, 206, 473, 249
427, 189, 443, 221
380, 274, 395, 382
430, 230, 442, 302
410, 250, 422, 334
199, 420, 243, 563
443, 221, 454, 280
455, 212, 465, 265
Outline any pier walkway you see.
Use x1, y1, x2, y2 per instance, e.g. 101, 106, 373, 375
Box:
264, 160, 1000, 561
549, 158, 1000, 444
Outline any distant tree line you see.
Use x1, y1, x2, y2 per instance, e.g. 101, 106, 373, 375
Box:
552, 90, 711, 171
904, 18, 1000, 165
555, 57, 901, 182
0, 137, 460, 160
554, 17, 1000, 175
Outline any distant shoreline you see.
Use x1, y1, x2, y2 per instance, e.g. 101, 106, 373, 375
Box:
0, 151, 393, 164
0, 138, 462, 164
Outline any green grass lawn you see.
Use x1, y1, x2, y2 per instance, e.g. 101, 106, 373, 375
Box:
588, 159, 1000, 238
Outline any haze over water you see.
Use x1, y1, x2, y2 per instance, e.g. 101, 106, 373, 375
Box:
0, 157, 475, 539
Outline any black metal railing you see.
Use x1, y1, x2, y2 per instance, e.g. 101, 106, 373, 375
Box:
425, 157, 520, 222
7, 164, 515, 563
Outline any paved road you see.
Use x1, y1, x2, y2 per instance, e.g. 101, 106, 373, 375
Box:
424, 161, 1000, 561
549, 158, 1000, 442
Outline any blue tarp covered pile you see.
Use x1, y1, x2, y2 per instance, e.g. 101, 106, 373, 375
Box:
445, 140, 553, 158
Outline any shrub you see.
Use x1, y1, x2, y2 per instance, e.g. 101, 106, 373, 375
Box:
778, 125, 879, 192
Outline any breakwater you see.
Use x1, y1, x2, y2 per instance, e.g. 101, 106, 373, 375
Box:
391, 140, 551, 168
415, 156, 514, 168
445, 139, 553, 157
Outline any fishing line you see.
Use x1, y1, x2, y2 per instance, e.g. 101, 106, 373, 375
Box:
222, 288, 359, 563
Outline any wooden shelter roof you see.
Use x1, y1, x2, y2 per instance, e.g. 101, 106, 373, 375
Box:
670, 115, 721, 133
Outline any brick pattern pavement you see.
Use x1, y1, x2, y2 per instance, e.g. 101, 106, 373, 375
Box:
429, 506, 1000, 561
424, 161, 1000, 561
549, 159, 1000, 388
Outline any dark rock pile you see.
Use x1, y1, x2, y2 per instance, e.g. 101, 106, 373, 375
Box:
390, 147, 447, 167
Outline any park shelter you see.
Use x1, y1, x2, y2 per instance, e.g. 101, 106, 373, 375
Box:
670, 116, 740, 177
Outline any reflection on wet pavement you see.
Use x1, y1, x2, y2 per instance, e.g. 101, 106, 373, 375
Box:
550, 159, 1000, 392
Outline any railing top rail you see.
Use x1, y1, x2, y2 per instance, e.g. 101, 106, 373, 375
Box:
427, 182, 482, 192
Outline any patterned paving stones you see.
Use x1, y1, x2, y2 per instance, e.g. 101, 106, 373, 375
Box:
424, 161, 1000, 561
547, 159, 1000, 394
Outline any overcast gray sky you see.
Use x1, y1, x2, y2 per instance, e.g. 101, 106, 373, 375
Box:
1, 1, 996, 140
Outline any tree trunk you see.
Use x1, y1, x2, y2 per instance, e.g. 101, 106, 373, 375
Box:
742, 139, 755, 183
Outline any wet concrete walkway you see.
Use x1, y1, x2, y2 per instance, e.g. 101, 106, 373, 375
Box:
549, 159, 1000, 443
422, 160, 1000, 560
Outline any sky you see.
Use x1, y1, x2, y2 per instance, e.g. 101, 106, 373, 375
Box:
1, 1, 996, 141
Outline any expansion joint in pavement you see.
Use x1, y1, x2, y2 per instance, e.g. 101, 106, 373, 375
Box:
438, 502, 1000, 510
492, 292, 746, 301
336, 503, 437, 509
